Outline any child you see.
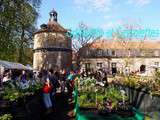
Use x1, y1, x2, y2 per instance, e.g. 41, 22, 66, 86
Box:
42, 77, 53, 113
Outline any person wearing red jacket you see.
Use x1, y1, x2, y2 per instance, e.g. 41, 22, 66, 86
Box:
42, 77, 53, 111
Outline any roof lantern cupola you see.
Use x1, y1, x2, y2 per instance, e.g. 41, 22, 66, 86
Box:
49, 8, 58, 22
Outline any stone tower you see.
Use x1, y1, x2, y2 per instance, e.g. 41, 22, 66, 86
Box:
33, 9, 72, 71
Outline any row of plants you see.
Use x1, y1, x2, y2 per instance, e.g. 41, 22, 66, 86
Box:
77, 74, 160, 110
1, 80, 43, 102
74, 76, 147, 119
111, 75, 160, 96
78, 85, 128, 110
0, 80, 43, 120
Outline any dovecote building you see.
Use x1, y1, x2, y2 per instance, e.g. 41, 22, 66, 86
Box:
33, 9, 72, 71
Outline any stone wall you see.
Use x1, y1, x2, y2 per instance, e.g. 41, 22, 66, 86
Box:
80, 57, 160, 75
33, 31, 72, 71
34, 32, 70, 49
33, 51, 71, 70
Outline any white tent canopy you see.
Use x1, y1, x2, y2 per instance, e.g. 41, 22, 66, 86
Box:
26, 64, 33, 70
0, 60, 29, 70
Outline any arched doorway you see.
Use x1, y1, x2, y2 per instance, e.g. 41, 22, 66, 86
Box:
140, 65, 146, 73
111, 62, 117, 76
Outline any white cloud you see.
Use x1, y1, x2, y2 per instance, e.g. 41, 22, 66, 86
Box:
127, 0, 151, 6
74, 0, 113, 12
101, 20, 123, 29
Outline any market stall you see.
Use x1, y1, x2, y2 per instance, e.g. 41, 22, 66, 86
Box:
0, 60, 30, 71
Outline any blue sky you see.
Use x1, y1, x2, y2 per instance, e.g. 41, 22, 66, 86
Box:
37, 0, 160, 30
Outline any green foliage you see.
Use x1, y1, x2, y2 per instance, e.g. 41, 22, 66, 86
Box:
104, 86, 128, 108
0, 0, 41, 64
78, 84, 128, 109
78, 91, 96, 108
78, 77, 127, 108
79, 77, 96, 86
105, 87, 123, 101
123, 76, 138, 88
3, 87, 23, 101
120, 75, 160, 96
155, 70, 160, 84
79, 77, 96, 92
2, 81, 43, 101
0, 114, 12, 120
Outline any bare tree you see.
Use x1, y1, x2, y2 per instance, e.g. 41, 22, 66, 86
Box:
70, 22, 102, 69
112, 22, 147, 75
72, 22, 102, 52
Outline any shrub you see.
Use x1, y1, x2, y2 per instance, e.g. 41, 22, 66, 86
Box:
0, 114, 12, 120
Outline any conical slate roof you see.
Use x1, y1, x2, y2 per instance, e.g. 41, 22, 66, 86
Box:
47, 20, 67, 32
34, 21, 67, 34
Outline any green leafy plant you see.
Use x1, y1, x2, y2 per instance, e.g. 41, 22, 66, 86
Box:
2, 81, 43, 102
104, 86, 128, 109
78, 91, 97, 108
0, 114, 13, 120
2, 87, 23, 101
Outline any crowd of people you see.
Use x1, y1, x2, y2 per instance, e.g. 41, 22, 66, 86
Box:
0, 68, 78, 114
0, 69, 35, 89
38, 68, 110, 113
0, 68, 110, 114
81, 69, 109, 87
37, 69, 77, 113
